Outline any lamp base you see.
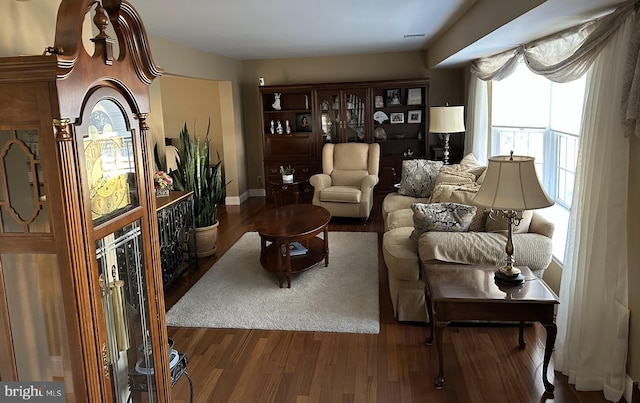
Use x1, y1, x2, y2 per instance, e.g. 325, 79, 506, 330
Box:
494, 269, 525, 285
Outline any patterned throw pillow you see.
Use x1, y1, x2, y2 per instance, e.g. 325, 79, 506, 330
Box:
398, 159, 444, 198
430, 183, 487, 231
410, 202, 477, 241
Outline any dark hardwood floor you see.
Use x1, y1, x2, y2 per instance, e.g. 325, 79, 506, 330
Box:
164, 196, 616, 403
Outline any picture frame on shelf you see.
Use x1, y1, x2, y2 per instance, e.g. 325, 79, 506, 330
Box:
407, 88, 422, 105
374, 95, 384, 108
390, 112, 404, 124
296, 113, 312, 132
386, 89, 401, 106
407, 110, 422, 123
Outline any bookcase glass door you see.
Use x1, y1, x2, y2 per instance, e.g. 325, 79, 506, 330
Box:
317, 88, 367, 144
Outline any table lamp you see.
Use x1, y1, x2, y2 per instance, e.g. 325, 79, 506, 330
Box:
429, 104, 465, 164
472, 152, 554, 284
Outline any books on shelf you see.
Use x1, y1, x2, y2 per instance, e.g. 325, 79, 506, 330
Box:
281, 241, 308, 256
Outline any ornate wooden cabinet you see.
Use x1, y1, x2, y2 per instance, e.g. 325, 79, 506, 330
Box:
260, 79, 432, 197
0, 1, 174, 402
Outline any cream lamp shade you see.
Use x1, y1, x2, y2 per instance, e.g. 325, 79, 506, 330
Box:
428, 106, 465, 134
473, 155, 554, 211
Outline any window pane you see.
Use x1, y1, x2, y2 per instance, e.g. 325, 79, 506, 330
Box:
490, 62, 586, 264
492, 66, 550, 127
550, 76, 586, 134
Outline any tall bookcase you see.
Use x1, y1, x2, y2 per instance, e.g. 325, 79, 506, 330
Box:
260, 79, 444, 196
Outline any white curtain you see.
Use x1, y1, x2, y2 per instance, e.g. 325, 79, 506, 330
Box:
555, 14, 632, 402
464, 76, 489, 164
466, 2, 636, 400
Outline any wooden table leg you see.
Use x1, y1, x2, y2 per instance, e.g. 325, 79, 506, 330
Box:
518, 321, 526, 349
542, 322, 557, 395
424, 286, 434, 346
276, 242, 283, 288
285, 241, 292, 288
323, 227, 329, 266
434, 319, 446, 389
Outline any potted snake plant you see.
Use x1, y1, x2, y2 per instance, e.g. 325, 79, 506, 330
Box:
172, 120, 226, 257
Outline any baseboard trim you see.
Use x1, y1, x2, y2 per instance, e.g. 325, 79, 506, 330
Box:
625, 374, 636, 403
225, 190, 252, 206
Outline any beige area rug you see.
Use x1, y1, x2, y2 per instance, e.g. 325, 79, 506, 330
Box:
166, 231, 380, 334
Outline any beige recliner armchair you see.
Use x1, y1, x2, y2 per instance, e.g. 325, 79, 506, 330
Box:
310, 143, 380, 219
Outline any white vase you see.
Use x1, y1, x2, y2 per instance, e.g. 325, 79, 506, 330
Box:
282, 174, 293, 183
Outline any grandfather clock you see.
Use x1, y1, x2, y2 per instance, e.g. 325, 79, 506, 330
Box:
0, 1, 174, 401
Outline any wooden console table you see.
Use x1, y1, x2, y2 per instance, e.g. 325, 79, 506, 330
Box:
422, 263, 560, 395
156, 191, 197, 287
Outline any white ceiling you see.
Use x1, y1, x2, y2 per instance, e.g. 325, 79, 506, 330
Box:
132, 0, 628, 66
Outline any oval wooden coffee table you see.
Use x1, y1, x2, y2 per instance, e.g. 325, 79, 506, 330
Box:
254, 204, 331, 288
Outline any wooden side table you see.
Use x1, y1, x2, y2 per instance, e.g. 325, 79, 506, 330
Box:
268, 177, 309, 206
422, 263, 560, 395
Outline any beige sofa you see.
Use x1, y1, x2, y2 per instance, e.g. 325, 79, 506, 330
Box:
381, 156, 555, 322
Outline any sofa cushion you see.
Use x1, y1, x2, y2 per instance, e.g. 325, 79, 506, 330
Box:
459, 153, 487, 178
398, 159, 443, 198
410, 202, 477, 241
434, 165, 477, 186
485, 210, 533, 234
319, 186, 361, 203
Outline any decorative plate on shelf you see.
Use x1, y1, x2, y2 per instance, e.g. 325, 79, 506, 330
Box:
373, 111, 389, 124
374, 127, 387, 140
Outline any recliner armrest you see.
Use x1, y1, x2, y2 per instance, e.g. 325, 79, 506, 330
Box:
310, 173, 332, 191
361, 174, 379, 191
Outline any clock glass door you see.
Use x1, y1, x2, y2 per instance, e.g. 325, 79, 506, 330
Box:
81, 95, 161, 402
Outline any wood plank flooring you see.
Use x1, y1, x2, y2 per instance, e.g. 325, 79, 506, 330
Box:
164, 196, 617, 403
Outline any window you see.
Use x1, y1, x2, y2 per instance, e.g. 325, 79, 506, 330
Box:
491, 62, 587, 263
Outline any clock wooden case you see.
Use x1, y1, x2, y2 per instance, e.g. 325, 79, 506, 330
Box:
0, 1, 175, 401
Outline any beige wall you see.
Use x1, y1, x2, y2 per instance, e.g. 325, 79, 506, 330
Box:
147, 36, 245, 199
157, 76, 224, 155
0, 0, 60, 57
240, 51, 466, 189
427, 0, 544, 67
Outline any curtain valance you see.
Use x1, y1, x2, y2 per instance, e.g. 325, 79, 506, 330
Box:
470, 0, 640, 136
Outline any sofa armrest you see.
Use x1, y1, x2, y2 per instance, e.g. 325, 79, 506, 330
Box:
386, 208, 414, 231
529, 211, 555, 239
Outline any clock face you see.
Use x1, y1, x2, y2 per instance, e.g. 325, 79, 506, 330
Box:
84, 100, 138, 224
89, 110, 112, 134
